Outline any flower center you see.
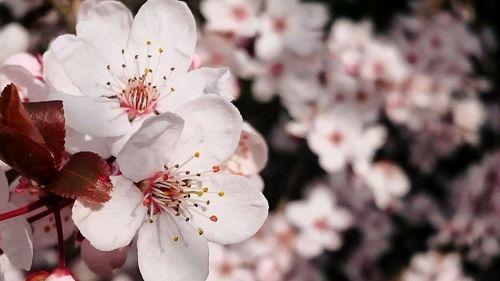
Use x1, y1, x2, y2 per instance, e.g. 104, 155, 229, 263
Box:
139, 152, 225, 241
102, 41, 176, 122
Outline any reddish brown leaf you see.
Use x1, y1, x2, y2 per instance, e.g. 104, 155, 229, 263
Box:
0, 125, 58, 183
46, 152, 113, 204
25, 101, 66, 168
0, 84, 45, 145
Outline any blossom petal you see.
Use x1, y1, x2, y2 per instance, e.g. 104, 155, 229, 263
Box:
0, 202, 33, 270
159, 67, 231, 113
137, 215, 209, 281
76, 0, 132, 66
173, 95, 242, 172
50, 92, 129, 138
128, 0, 196, 78
117, 113, 184, 182
49, 34, 113, 98
192, 174, 268, 244
72, 176, 146, 251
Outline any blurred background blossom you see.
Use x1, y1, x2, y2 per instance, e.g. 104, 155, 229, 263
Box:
0, 0, 499, 280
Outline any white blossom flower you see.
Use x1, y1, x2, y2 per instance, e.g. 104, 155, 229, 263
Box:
402, 251, 472, 281
201, 0, 263, 38
0, 23, 29, 63
206, 243, 254, 281
363, 161, 410, 209
307, 108, 386, 173
47, 0, 231, 154
256, 0, 328, 60
285, 185, 352, 258
72, 96, 268, 281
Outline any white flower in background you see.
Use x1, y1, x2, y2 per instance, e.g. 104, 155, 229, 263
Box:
47, 0, 231, 154
363, 161, 410, 209
256, 0, 328, 60
285, 185, 352, 258
0, 23, 29, 63
249, 50, 324, 102
0, 53, 48, 102
0, 255, 24, 281
224, 122, 268, 191
72, 96, 268, 281
452, 98, 485, 144
206, 243, 254, 281
307, 108, 386, 173
401, 251, 472, 281
0, 169, 33, 271
201, 0, 263, 38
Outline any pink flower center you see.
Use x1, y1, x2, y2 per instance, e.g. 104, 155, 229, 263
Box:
330, 131, 344, 145
139, 152, 225, 242
232, 6, 249, 22
313, 218, 330, 231
102, 41, 176, 122
270, 63, 284, 78
273, 17, 288, 33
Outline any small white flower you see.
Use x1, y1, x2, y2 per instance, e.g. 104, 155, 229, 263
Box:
364, 161, 410, 209
256, 0, 328, 60
201, 0, 263, 37
285, 185, 352, 258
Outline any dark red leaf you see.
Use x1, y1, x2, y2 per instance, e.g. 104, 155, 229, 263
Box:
45, 152, 113, 204
24, 101, 66, 168
0, 84, 45, 145
0, 125, 58, 183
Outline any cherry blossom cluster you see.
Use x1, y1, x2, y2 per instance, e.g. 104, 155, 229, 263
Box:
1, 0, 269, 280
0, 0, 499, 280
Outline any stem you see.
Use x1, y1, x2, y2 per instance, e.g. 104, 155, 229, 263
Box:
0, 198, 47, 222
27, 200, 74, 223
53, 207, 66, 268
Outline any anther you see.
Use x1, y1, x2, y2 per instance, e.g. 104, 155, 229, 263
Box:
146, 40, 152, 46
194, 152, 200, 158
106, 65, 111, 70
202, 187, 208, 192
210, 215, 219, 222
218, 191, 225, 197
198, 228, 204, 235
173, 236, 179, 242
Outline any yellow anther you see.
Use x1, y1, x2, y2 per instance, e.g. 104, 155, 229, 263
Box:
159, 48, 164, 53
203, 187, 209, 193
218, 191, 225, 197
194, 152, 200, 158
170, 87, 176, 92
146, 40, 152, 45
197, 191, 204, 197
198, 228, 204, 235
173, 236, 179, 242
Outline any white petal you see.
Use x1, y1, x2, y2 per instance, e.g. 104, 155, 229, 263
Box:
191, 174, 268, 244
255, 33, 283, 61
137, 215, 209, 281
49, 34, 113, 98
0, 65, 49, 102
252, 77, 278, 102
76, 0, 132, 66
72, 176, 146, 251
0, 23, 29, 63
225, 122, 268, 175
50, 91, 130, 138
0, 202, 33, 270
65, 126, 113, 159
117, 113, 184, 182
160, 67, 231, 113
127, 0, 196, 77
43, 49, 82, 96
173, 95, 243, 172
